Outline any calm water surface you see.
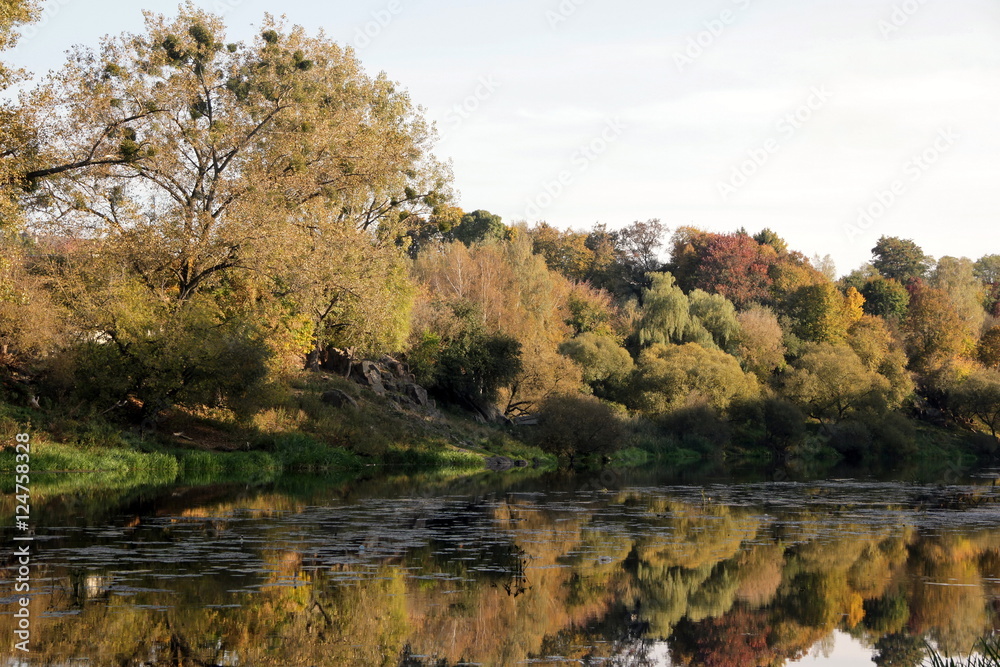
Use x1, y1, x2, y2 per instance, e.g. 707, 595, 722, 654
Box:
3, 468, 1000, 666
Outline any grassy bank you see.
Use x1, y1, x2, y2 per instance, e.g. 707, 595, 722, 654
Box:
0, 370, 558, 493
2, 369, 995, 494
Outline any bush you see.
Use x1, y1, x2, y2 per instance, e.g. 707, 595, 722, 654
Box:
867, 411, 918, 461
825, 420, 873, 464
60, 296, 273, 422
531, 394, 625, 464
657, 398, 730, 456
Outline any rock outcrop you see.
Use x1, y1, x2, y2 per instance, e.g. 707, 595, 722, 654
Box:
320, 348, 433, 410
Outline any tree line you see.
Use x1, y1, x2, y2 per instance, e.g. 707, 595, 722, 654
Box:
2, 4, 999, 464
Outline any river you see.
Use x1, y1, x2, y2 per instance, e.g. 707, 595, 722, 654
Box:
2, 467, 1000, 665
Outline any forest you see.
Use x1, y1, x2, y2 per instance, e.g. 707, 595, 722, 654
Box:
2, 3, 1000, 471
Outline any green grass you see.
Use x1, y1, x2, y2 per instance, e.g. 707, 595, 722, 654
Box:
265, 432, 365, 472
380, 445, 485, 470
0, 441, 179, 496
0, 440, 178, 476
608, 446, 652, 468
178, 450, 282, 485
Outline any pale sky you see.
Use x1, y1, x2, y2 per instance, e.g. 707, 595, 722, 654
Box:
7, 0, 1000, 276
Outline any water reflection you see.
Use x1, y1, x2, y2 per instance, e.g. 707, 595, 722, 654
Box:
2, 471, 1000, 666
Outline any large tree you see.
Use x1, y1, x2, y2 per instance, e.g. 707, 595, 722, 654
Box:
785, 283, 863, 344
631, 342, 759, 414
782, 343, 892, 422
0, 0, 41, 227
734, 305, 786, 381
930, 256, 988, 336
902, 282, 972, 373
452, 209, 505, 246
24, 7, 448, 302
859, 275, 910, 320
871, 236, 932, 284
693, 233, 776, 308
951, 368, 1000, 440
19, 7, 452, 377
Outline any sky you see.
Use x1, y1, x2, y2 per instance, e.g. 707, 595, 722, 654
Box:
6, 0, 1000, 276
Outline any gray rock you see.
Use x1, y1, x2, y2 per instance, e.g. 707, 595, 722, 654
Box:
321, 389, 358, 409
357, 360, 386, 396
402, 382, 429, 407
485, 456, 515, 471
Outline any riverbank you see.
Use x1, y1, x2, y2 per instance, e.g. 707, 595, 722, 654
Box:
1, 369, 996, 494
0, 370, 558, 493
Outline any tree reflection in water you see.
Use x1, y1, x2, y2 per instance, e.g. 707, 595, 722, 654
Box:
1, 474, 999, 666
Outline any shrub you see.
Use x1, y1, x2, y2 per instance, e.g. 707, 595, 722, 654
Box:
825, 420, 873, 464
657, 398, 731, 456
532, 394, 624, 464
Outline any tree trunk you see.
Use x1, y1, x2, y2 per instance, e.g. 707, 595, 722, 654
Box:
305, 340, 322, 371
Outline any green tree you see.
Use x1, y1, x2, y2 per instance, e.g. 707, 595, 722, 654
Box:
761, 398, 807, 453
859, 275, 910, 320
753, 228, 788, 254
636, 274, 739, 352
977, 254, 1000, 317
951, 368, 1000, 440
637, 273, 692, 348
436, 329, 522, 405
848, 316, 916, 410
782, 343, 891, 422
785, 283, 861, 344
973, 254, 1000, 284
559, 332, 633, 385
631, 343, 759, 414
840, 263, 878, 292
847, 315, 893, 371
871, 236, 932, 283
564, 283, 616, 337
452, 209, 506, 245
687, 289, 741, 353
55, 273, 272, 420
